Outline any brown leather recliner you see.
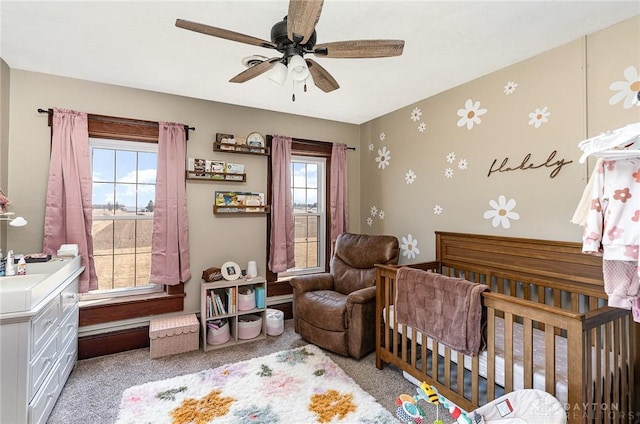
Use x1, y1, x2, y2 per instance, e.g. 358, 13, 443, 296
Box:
290, 233, 399, 359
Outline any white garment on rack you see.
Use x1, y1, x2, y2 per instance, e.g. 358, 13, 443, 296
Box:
578, 122, 640, 163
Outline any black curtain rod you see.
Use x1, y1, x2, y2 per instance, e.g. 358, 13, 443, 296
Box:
37, 108, 196, 132
292, 137, 356, 151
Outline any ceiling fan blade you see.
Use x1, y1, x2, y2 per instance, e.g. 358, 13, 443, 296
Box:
306, 59, 339, 93
176, 19, 277, 50
314, 40, 405, 58
287, 0, 323, 44
229, 58, 279, 83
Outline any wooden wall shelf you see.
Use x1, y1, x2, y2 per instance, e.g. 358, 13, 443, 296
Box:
213, 141, 270, 156
213, 205, 270, 215
186, 170, 246, 182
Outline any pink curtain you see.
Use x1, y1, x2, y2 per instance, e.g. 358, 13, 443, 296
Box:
150, 122, 191, 284
43, 108, 98, 292
269, 135, 295, 272
330, 143, 349, 253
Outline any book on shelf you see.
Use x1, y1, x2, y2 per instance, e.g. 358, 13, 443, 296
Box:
214, 293, 227, 315
210, 293, 219, 317
226, 287, 236, 314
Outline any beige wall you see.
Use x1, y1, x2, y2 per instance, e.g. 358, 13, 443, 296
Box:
360, 15, 640, 262
3, 15, 639, 329
4, 70, 360, 317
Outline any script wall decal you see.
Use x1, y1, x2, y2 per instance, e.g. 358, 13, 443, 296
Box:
487, 150, 573, 179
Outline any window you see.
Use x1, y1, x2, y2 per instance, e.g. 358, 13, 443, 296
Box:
283, 155, 326, 276
85, 137, 161, 298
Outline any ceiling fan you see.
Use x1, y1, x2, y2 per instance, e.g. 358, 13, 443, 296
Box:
175, 0, 404, 96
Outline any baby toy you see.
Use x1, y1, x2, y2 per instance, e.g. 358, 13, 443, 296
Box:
437, 393, 472, 424
395, 382, 442, 424
396, 381, 473, 424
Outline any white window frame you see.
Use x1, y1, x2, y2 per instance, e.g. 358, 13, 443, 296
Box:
279, 155, 326, 277
81, 137, 162, 301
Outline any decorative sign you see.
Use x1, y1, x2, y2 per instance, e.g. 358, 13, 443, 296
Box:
487, 150, 573, 179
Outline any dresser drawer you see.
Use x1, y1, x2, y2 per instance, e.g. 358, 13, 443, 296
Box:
59, 307, 78, 353
29, 335, 58, 401
60, 278, 79, 319
59, 334, 77, 384
28, 363, 61, 424
31, 299, 60, 356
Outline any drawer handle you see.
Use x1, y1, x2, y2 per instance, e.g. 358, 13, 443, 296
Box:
45, 319, 55, 327
64, 293, 77, 300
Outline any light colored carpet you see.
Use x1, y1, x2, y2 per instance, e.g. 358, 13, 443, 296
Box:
116, 344, 397, 423
48, 320, 456, 423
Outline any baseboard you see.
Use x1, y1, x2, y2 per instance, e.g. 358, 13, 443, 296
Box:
78, 301, 293, 359
78, 326, 150, 359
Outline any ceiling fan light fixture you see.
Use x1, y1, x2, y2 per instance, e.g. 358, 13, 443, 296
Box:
287, 54, 309, 82
267, 62, 288, 86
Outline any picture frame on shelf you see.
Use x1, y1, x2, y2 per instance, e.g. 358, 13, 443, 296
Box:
246, 132, 265, 153
221, 261, 241, 281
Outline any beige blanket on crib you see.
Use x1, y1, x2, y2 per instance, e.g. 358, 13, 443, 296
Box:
395, 267, 489, 356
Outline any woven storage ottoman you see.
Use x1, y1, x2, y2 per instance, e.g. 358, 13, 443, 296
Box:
149, 314, 199, 359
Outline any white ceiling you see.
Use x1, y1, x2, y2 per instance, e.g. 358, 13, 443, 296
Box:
1, 1, 639, 124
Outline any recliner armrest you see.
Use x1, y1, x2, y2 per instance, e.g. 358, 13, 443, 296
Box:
346, 286, 376, 304
290, 273, 335, 294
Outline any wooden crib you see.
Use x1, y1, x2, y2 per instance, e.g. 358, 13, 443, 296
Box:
375, 232, 638, 424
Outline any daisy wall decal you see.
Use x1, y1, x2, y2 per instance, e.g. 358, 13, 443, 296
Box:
378, 211, 385, 220
609, 65, 640, 109
410, 107, 422, 122
457, 99, 488, 130
504, 81, 518, 95
433, 204, 443, 215
405, 169, 417, 184
446, 152, 456, 163
458, 159, 468, 170
375, 147, 391, 169
483, 195, 520, 229
368, 143, 375, 152
444, 168, 454, 178
418, 122, 426, 132
379, 132, 386, 141
400, 234, 420, 260
366, 217, 373, 227
528, 106, 550, 128
370, 205, 379, 217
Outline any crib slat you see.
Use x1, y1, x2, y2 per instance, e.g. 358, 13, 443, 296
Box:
587, 327, 599, 423
544, 324, 556, 395
613, 320, 621, 424
432, 340, 439, 383
583, 329, 602, 422
444, 347, 451, 388
487, 308, 496, 402
471, 354, 479, 405
410, 328, 417, 368
421, 333, 427, 376
524, 317, 533, 389
505, 312, 514, 394
571, 292, 579, 313
457, 351, 464, 398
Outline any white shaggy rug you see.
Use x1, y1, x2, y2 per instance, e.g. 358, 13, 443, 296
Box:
116, 344, 399, 423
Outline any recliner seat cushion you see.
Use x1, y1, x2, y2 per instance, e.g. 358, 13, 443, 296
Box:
297, 290, 347, 332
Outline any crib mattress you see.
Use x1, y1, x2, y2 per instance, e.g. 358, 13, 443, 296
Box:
383, 305, 569, 404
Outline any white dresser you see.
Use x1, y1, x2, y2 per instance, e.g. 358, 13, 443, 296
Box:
0, 256, 83, 424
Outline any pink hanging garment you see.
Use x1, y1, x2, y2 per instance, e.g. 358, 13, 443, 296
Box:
633, 298, 640, 323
